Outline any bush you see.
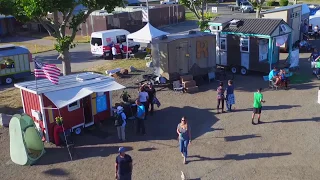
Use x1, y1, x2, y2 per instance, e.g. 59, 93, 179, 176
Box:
279, 0, 289, 6
266, 0, 276, 6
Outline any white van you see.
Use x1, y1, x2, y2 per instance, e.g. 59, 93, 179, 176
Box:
90, 29, 140, 59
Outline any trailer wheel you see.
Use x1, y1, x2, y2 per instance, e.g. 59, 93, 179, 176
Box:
74, 127, 82, 135
2, 76, 14, 84
240, 67, 248, 75
231, 66, 238, 74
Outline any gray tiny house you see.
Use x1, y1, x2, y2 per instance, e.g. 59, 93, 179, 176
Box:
261, 4, 310, 50
208, 17, 293, 74
151, 31, 216, 81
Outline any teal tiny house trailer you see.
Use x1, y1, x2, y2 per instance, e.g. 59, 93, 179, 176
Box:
208, 17, 293, 75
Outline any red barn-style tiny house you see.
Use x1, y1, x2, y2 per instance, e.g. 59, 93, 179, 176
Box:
14, 72, 125, 142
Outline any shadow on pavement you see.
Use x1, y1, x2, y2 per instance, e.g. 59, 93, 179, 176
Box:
189, 152, 292, 162
234, 105, 301, 112
35, 146, 133, 165
138, 147, 157, 152
259, 117, 319, 124
217, 134, 261, 142
42, 168, 69, 177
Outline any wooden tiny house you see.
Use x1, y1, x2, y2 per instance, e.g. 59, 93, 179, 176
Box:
151, 31, 216, 81
208, 18, 293, 74
14, 72, 125, 142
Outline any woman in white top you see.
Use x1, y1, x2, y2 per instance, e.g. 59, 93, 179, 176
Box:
139, 86, 149, 116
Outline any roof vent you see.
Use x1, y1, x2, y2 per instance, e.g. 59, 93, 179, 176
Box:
229, 20, 241, 28
189, 30, 197, 34
159, 35, 168, 40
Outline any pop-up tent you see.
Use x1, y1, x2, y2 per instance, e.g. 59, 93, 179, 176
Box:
310, 11, 320, 29
126, 22, 169, 58
10, 114, 45, 165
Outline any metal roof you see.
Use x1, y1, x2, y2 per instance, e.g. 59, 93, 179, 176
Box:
210, 17, 234, 24
0, 45, 30, 57
152, 31, 215, 43
261, 4, 302, 14
220, 18, 286, 36
14, 72, 119, 94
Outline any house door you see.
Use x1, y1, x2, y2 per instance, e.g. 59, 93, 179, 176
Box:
176, 42, 189, 74
83, 96, 94, 127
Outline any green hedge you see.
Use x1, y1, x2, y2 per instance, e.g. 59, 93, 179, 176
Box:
279, 0, 289, 6
266, 0, 277, 6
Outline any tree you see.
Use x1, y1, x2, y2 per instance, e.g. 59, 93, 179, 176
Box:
255, 0, 266, 18
180, 0, 217, 30
0, 0, 124, 75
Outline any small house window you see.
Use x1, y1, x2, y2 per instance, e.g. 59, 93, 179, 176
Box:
220, 38, 227, 50
68, 100, 80, 111
240, 37, 249, 52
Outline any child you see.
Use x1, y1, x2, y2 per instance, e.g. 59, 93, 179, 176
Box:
216, 82, 225, 114
225, 80, 235, 112
279, 69, 288, 89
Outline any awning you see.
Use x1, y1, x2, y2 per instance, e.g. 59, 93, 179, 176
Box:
44, 81, 125, 109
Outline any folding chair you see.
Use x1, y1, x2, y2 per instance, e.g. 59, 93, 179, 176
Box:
172, 80, 184, 92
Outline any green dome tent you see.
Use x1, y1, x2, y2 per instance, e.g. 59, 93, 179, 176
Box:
9, 114, 45, 165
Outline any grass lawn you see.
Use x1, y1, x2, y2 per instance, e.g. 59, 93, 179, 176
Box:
185, 11, 219, 21
299, 0, 320, 4
0, 42, 55, 54
0, 53, 149, 114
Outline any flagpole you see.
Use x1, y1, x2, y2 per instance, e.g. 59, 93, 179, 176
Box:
34, 57, 38, 90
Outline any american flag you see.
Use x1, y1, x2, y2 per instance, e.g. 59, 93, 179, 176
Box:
34, 60, 60, 84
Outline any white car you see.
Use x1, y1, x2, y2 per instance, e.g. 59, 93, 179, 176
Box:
160, 0, 178, 5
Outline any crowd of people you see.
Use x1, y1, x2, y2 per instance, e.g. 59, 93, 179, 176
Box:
268, 67, 289, 89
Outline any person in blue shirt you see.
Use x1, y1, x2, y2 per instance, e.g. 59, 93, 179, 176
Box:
268, 67, 280, 85
135, 99, 146, 135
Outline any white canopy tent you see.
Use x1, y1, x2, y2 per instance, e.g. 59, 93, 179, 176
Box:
310, 10, 320, 29
126, 22, 169, 58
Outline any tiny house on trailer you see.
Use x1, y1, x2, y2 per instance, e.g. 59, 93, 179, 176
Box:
208, 18, 293, 75
261, 4, 310, 50
14, 72, 125, 142
0, 44, 32, 84
151, 31, 216, 81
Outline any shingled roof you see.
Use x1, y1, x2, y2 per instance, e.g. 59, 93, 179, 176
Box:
212, 18, 285, 36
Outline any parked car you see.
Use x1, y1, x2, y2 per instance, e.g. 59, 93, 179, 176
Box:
0, 44, 32, 85
160, 0, 178, 5
90, 29, 140, 59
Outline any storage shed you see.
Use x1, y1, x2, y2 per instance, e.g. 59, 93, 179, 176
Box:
14, 72, 125, 142
261, 4, 310, 50
151, 31, 216, 81
208, 18, 293, 74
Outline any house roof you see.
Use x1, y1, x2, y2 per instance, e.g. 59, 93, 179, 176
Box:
261, 4, 302, 14
218, 18, 286, 36
0, 45, 30, 57
14, 72, 124, 94
15, 72, 126, 108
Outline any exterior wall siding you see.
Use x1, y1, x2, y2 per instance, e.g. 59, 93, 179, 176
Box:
42, 95, 84, 142
21, 90, 46, 137
226, 35, 241, 67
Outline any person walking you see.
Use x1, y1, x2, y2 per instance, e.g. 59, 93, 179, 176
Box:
115, 147, 133, 180
216, 82, 225, 114
252, 88, 266, 125
119, 43, 124, 59
177, 116, 191, 164
138, 86, 149, 116
147, 84, 156, 115
115, 106, 127, 141
112, 45, 117, 60
135, 99, 146, 135
225, 80, 235, 112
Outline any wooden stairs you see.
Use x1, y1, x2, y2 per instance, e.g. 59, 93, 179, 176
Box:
180, 75, 198, 93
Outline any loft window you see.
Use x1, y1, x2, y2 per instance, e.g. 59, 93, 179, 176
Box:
220, 38, 227, 50
68, 100, 80, 111
240, 37, 249, 52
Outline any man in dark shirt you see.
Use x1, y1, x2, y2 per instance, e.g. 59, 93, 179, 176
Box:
147, 84, 156, 115
115, 147, 132, 180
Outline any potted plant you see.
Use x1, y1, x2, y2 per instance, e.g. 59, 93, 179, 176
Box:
120, 91, 131, 102
55, 116, 63, 126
